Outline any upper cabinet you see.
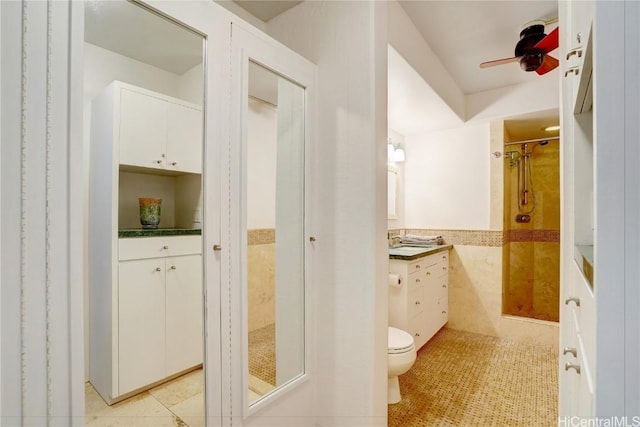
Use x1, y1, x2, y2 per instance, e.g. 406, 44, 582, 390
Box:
118, 83, 203, 174
564, 2, 594, 114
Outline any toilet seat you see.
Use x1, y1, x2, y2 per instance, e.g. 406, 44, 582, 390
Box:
388, 326, 415, 354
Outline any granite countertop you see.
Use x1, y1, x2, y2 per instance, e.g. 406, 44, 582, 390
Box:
389, 244, 452, 261
118, 228, 202, 238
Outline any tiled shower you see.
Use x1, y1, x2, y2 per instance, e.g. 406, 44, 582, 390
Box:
502, 137, 560, 322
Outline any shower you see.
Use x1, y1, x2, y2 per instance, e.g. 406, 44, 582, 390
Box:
504, 138, 553, 216
501, 133, 560, 322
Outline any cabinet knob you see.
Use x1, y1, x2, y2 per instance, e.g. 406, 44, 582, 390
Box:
566, 48, 583, 60
416, 278, 421, 283
415, 333, 420, 337
442, 255, 446, 259
415, 265, 420, 269
163, 245, 169, 250
213, 244, 222, 251
155, 267, 162, 272
442, 284, 447, 288
155, 160, 163, 164
170, 161, 177, 166
565, 297, 581, 307
564, 67, 580, 78
426, 271, 431, 276
563, 347, 577, 358
309, 236, 316, 242
442, 266, 446, 270
576, 32, 582, 44
170, 265, 176, 270
442, 310, 447, 314
565, 363, 581, 374
415, 301, 420, 305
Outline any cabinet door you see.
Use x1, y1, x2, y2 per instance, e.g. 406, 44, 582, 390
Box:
165, 255, 203, 375
119, 89, 167, 170
166, 102, 202, 173
118, 259, 166, 395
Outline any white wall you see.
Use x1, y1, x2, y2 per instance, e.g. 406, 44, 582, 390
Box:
404, 123, 491, 230
267, 2, 388, 425
247, 99, 277, 229
387, 1, 465, 121
178, 64, 204, 106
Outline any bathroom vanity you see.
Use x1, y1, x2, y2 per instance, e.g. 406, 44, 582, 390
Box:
89, 81, 204, 404
389, 246, 451, 350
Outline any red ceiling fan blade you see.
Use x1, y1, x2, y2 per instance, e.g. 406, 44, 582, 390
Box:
534, 27, 559, 53
479, 56, 521, 69
536, 54, 559, 75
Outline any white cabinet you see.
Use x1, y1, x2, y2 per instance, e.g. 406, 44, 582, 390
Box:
94, 235, 204, 401
389, 250, 449, 350
118, 252, 203, 395
118, 258, 167, 394
89, 81, 204, 404
116, 82, 203, 173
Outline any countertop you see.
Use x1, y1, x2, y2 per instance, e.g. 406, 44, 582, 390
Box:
118, 228, 202, 238
389, 244, 452, 261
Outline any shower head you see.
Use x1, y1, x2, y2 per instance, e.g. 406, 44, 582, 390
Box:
539, 140, 549, 146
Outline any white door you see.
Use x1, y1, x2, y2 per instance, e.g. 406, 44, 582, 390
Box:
118, 259, 166, 395
166, 102, 203, 174
119, 89, 167, 170
227, 22, 316, 424
166, 255, 204, 375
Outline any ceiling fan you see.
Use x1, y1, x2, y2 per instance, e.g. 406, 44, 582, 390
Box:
480, 19, 559, 75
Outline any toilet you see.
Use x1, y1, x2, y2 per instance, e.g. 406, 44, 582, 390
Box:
387, 326, 417, 404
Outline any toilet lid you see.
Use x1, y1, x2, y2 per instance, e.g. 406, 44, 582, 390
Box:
388, 326, 414, 353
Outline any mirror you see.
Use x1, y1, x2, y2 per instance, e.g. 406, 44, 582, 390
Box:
245, 61, 306, 405
388, 167, 398, 219
84, 0, 206, 423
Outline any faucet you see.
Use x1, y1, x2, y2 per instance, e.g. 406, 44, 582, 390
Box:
389, 235, 402, 248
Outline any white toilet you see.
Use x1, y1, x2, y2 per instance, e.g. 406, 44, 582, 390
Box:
387, 326, 417, 404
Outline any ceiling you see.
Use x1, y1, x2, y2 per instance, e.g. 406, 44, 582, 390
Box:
85, 0, 560, 138
84, 1, 203, 75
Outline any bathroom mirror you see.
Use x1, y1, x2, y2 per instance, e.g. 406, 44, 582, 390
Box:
388, 167, 399, 219
244, 60, 306, 406
84, 0, 206, 420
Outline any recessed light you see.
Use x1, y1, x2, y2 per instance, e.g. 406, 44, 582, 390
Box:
544, 125, 560, 132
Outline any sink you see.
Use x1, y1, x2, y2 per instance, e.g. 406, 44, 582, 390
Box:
388, 246, 434, 257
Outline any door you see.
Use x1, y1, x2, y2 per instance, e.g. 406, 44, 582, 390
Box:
166, 254, 204, 375
225, 22, 316, 424
119, 89, 167, 170
166, 102, 203, 173
118, 258, 166, 395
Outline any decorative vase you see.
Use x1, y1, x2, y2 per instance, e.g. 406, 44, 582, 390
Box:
139, 197, 162, 229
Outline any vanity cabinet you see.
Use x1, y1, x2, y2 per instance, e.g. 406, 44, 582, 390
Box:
115, 81, 202, 173
389, 250, 449, 350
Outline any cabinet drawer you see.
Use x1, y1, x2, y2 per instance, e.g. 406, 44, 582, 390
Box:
119, 235, 202, 260
408, 288, 424, 317
407, 271, 425, 291
408, 257, 437, 273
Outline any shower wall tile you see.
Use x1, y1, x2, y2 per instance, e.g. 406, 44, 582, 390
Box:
247, 240, 276, 332
447, 245, 503, 337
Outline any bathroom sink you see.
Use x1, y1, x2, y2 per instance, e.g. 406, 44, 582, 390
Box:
388, 246, 434, 257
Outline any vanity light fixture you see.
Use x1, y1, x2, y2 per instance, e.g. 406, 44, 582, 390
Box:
387, 138, 406, 163
393, 146, 405, 162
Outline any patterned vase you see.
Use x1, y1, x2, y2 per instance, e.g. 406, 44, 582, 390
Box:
139, 197, 162, 229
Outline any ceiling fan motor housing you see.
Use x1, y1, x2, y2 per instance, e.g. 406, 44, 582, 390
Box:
515, 23, 547, 72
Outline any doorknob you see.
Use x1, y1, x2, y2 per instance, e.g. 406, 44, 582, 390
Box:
213, 244, 222, 251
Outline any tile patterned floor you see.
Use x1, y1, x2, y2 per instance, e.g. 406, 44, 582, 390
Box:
85, 369, 204, 427
388, 328, 558, 427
